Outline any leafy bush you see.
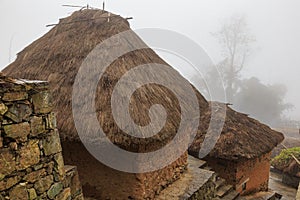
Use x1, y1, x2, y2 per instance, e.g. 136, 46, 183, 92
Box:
271, 147, 300, 170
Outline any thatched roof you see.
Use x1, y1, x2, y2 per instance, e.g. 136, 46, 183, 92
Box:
3, 9, 283, 159
189, 103, 284, 160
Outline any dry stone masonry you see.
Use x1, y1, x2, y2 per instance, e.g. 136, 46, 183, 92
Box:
0, 77, 83, 200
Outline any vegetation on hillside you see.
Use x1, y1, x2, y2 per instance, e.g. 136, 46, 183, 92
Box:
271, 147, 300, 170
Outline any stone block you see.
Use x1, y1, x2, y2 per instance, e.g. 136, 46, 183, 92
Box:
9, 184, 28, 200
0, 176, 21, 191
2, 92, 28, 102
45, 161, 54, 175
47, 183, 63, 199
17, 140, 40, 170
73, 193, 84, 200
23, 169, 46, 183
30, 116, 46, 137
0, 148, 16, 178
5, 103, 32, 123
28, 188, 37, 200
55, 188, 71, 200
32, 91, 53, 114
3, 122, 30, 142
0, 103, 8, 115
46, 113, 57, 130
42, 130, 62, 156
34, 175, 53, 194
54, 153, 65, 181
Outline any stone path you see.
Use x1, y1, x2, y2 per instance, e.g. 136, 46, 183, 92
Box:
269, 171, 297, 200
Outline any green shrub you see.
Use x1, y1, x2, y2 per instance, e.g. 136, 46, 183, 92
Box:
271, 147, 300, 170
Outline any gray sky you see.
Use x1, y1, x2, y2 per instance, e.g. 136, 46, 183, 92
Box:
1, 0, 300, 121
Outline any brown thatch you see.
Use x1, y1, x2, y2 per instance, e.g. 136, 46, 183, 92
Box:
189, 103, 284, 160
3, 9, 206, 153
3, 9, 283, 159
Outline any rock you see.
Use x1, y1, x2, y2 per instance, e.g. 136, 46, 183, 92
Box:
9, 142, 18, 151
73, 193, 84, 200
33, 164, 43, 171
47, 183, 63, 199
32, 91, 53, 114
45, 161, 54, 175
2, 92, 28, 102
5, 103, 32, 123
42, 130, 62, 156
3, 122, 30, 142
46, 113, 57, 130
54, 153, 65, 181
0, 148, 16, 177
30, 116, 46, 137
55, 188, 71, 200
64, 166, 81, 197
0, 176, 21, 191
23, 169, 46, 183
0, 103, 8, 115
4, 176, 19, 190
9, 185, 28, 200
34, 175, 53, 194
28, 188, 37, 200
0, 174, 4, 182
17, 140, 40, 170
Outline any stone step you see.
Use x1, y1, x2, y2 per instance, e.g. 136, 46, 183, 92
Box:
215, 178, 226, 190
187, 155, 207, 169
222, 190, 239, 200
203, 166, 213, 171
156, 156, 215, 200
216, 185, 233, 198
237, 190, 279, 200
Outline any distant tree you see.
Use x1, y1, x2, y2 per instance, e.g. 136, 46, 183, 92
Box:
192, 15, 293, 126
234, 77, 293, 126
212, 15, 255, 102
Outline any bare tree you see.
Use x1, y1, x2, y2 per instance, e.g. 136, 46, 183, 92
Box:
213, 15, 255, 102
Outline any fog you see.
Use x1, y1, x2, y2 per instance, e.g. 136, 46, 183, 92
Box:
1, 0, 300, 123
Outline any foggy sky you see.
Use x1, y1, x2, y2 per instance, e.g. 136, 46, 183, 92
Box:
1, 0, 300, 121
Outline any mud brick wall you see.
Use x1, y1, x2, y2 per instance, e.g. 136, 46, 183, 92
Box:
236, 152, 271, 195
206, 153, 271, 196
0, 78, 83, 200
62, 141, 187, 200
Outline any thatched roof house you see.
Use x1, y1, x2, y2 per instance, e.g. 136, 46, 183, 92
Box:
3, 9, 205, 199
189, 103, 284, 195
189, 103, 284, 160
3, 9, 283, 198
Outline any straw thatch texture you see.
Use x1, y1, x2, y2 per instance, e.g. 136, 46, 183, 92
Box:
3, 9, 283, 159
189, 103, 284, 160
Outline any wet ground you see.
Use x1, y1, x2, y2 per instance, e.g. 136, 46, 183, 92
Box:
269, 171, 297, 200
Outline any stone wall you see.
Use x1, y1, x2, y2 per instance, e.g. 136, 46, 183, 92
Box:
0, 78, 83, 200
